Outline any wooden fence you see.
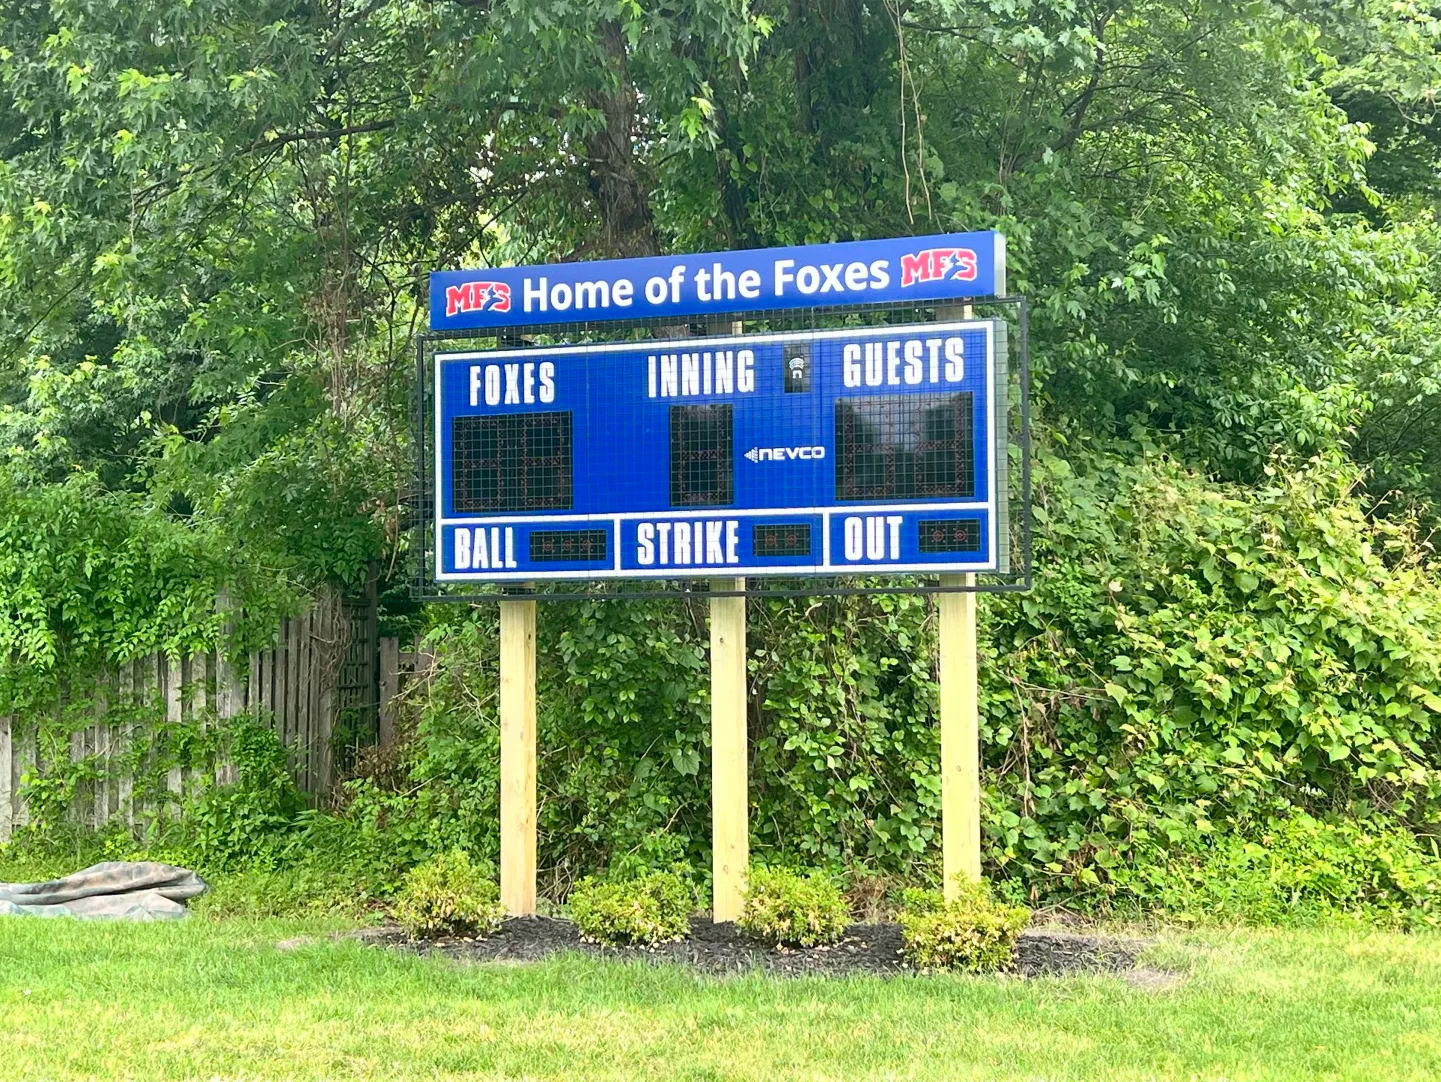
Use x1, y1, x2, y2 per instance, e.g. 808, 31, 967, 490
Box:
0, 583, 426, 842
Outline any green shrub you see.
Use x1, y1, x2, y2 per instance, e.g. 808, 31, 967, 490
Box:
568, 870, 692, 945
391, 850, 504, 939
899, 880, 1030, 972
738, 866, 850, 947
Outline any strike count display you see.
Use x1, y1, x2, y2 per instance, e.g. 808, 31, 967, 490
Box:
433, 320, 1007, 581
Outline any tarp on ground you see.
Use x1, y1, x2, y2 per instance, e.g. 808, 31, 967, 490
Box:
0, 862, 207, 921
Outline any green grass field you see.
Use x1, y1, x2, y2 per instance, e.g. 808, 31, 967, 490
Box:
1, 916, 1439, 1081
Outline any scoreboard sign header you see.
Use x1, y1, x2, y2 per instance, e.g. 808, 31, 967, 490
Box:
430, 232, 1005, 331
433, 319, 1009, 582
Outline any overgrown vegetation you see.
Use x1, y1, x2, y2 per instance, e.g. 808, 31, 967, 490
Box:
739, 866, 850, 947
1, 0, 1441, 927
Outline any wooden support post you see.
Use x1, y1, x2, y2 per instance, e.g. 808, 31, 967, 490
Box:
710, 577, 749, 922
939, 573, 981, 898
499, 599, 537, 916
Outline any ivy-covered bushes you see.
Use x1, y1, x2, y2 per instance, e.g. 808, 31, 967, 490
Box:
0, 473, 292, 711
0, 474, 222, 727
985, 450, 1441, 905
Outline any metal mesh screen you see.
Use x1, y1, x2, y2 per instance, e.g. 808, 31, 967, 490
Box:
452, 411, 573, 513
835, 393, 974, 501
669, 403, 734, 507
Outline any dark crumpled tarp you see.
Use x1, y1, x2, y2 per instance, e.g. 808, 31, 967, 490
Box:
0, 861, 207, 922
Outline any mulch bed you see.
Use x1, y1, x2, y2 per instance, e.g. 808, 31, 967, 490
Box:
357, 916, 1145, 979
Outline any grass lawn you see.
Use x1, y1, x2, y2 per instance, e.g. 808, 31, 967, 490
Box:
1, 915, 1439, 1081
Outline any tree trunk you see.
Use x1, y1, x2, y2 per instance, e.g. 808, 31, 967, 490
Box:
586, 22, 660, 259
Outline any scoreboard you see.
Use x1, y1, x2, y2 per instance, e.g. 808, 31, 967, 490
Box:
433, 319, 1008, 582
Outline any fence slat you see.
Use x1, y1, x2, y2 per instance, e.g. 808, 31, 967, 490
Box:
0, 715, 13, 842
13, 723, 34, 830
287, 615, 300, 783
316, 597, 336, 794
292, 613, 304, 772
191, 652, 209, 797
70, 715, 89, 828
379, 637, 399, 749
217, 591, 244, 786
299, 611, 313, 790
118, 661, 135, 826
248, 649, 259, 715
166, 655, 184, 804
216, 646, 241, 786
93, 672, 110, 826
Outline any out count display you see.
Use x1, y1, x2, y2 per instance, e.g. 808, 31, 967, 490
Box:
433, 320, 1008, 581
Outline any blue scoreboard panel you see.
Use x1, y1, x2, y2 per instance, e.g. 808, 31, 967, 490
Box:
433, 320, 1008, 582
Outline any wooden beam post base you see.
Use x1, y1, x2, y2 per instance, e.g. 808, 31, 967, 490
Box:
499, 599, 537, 916
939, 573, 981, 898
710, 577, 749, 923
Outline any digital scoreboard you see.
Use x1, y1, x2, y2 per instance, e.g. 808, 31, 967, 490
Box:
433, 319, 1008, 582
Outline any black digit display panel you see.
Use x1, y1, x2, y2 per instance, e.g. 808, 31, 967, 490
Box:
670, 404, 734, 507
753, 522, 813, 557
529, 528, 608, 562
917, 518, 982, 553
452, 412, 574, 513
834, 393, 975, 501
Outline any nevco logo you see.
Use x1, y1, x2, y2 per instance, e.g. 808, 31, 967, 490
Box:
900, 248, 978, 287
745, 445, 825, 463
445, 280, 512, 317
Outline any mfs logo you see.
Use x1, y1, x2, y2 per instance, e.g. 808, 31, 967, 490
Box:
900, 248, 978, 287
445, 280, 512, 317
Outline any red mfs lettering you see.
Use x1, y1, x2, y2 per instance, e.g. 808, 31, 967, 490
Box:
899, 248, 978, 287
445, 280, 512, 317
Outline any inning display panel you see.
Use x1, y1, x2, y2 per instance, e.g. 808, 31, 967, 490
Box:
433, 319, 1008, 582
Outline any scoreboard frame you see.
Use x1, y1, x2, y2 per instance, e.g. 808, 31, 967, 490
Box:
414, 297, 1031, 600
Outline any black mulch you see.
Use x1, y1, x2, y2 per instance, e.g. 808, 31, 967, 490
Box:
359, 916, 1144, 979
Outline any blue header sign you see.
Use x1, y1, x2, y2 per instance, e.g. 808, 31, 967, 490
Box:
433, 319, 1008, 582
430, 232, 1005, 331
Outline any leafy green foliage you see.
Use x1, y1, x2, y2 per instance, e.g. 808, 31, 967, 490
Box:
738, 866, 850, 947
981, 450, 1441, 904
1142, 814, 1441, 929
568, 870, 694, 946
898, 881, 1030, 972
173, 718, 309, 871
392, 850, 505, 940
